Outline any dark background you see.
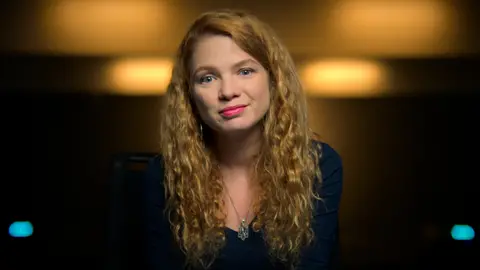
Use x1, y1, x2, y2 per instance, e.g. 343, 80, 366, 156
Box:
3, 89, 478, 269
2, 1, 479, 269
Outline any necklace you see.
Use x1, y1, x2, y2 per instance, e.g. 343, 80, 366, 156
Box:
224, 186, 253, 241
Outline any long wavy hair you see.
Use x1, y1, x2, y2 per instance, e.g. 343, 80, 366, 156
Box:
159, 9, 322, 269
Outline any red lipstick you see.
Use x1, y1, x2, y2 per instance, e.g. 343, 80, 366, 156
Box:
219, 105, 247, 118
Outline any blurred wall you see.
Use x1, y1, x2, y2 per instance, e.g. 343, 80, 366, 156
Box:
4, 92, 478, 266
2, 0, 479, 268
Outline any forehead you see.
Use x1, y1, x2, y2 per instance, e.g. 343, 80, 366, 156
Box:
191, 35, 254, 70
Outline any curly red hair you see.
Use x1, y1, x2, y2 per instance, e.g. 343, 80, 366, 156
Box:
159, 9, 322, 269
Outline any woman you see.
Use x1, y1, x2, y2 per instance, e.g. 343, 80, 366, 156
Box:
144, 9, 343, 270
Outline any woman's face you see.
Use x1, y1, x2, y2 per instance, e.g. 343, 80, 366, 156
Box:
190, 35, 271, 135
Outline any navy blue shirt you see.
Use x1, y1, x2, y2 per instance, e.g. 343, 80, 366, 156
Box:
143, 142, 343, 269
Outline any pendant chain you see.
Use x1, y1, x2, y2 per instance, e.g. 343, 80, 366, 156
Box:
223, 184, 254, 241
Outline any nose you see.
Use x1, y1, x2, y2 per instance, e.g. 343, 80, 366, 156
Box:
218, 77, 240, 100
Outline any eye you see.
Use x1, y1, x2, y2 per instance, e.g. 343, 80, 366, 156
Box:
239, 68, 255, 76
199, 75, 216, 84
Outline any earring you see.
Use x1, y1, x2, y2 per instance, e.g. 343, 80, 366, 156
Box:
199, 124, 203, 138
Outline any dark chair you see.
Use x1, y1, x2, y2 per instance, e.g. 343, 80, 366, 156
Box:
106, 153, 156, 270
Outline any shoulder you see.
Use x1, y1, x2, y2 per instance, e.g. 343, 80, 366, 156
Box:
297, 142, 342, 268
311, 140, 343, 212
312, 140, 343, 176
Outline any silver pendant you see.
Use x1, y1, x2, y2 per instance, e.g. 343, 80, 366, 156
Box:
238, 219, 249, 241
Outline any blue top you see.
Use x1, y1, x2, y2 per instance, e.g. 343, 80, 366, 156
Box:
143, 141, 343, 269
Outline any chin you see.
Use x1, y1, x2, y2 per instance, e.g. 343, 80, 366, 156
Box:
218, 118, 261, 133
219, 124, 253, 132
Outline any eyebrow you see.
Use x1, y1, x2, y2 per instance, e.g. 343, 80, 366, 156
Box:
193, 58, 259, 76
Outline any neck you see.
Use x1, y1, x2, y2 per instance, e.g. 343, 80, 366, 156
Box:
214, 127, 262, 173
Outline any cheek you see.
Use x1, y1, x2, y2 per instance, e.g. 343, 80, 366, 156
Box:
257, 81, 271, 109
193, 92, 217, 115
262, 94, 271, 114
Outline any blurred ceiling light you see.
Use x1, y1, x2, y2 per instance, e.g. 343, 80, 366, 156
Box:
328, 0, 458, 55
301, 59, 388, 97
105, 58, 173, 95
41, 0, 167, 54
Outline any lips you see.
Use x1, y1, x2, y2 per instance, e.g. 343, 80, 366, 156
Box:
219, 105, 247, 113
219, 105, 247, 117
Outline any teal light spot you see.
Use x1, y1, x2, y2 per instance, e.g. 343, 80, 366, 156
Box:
451, 224, 475, 241
9, 221, 33, 238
